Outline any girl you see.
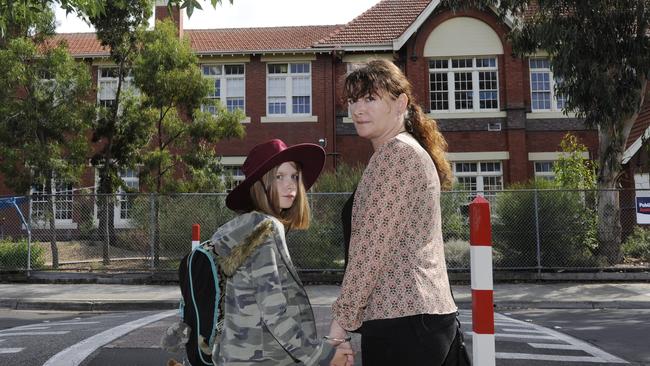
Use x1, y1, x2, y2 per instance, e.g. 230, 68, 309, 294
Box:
212, 139, 353, 366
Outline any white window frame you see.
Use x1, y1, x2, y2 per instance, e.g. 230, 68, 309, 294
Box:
428, 57, 500, 114
201, 63, 246, 114
266, 62, 312, 117
30, 179, 77, 229
114, 168, 139, 229
529, 57, 566, 112
534, 161, 555, 181
453, 161, 503, 201
97, 67, 135, 108
342, 62, 364, 123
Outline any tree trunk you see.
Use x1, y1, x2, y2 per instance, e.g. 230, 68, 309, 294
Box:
153, 194, 160, 268
596, 127, 623, 265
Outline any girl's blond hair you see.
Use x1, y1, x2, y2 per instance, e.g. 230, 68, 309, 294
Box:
249, 162, 311, 230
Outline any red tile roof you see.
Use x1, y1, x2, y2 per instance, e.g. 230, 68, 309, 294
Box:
627, 99, 650, 150
186, 25, 341, 54
317, 0, 431, 46
50, 32, 108, 57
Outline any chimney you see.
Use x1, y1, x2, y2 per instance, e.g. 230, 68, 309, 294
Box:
154, 0, 184, 38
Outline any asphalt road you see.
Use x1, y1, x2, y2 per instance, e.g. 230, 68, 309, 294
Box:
1, 308, 647, 365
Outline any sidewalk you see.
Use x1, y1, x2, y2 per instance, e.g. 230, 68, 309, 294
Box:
1, 282, 650, 311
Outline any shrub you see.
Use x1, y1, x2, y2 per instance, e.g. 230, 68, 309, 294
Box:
0, 238, 45, 269
312, 162, 364, 192
622, 227, 650, 262
493, 180, 598, 269
286, 193, 347, 271
130, 194, 235, 257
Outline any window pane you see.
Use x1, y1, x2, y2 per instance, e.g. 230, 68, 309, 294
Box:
480, 162, 501, 172
202, 65, 222, 76
535, 161, 554, 173
429, 59, 448, 69
476, 58, 496, 68
290, 63, 310, 74
454, 72, 473, 110
455, 162, 478, 172
430, 72, 449, 110
479, 71, 498, 109
268, 97, 286, 114
268, 77, 286, 97
226, 78, 244, 97
208, 79, 220, 98
451, 59, 472, 68
292, 96, 310, 114
292, 76, 310, 96
457, 176, 477, 191
268, 64, 288, 74
224, 64, 244, 75
226, 98, 245, 112
483, 176, 503, 191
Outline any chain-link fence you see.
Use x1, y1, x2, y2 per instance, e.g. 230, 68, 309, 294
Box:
0, 190, 649, 273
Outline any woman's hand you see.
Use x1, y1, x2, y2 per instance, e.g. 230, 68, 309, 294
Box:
331, 344, 354, 366
328, 319, 354, 365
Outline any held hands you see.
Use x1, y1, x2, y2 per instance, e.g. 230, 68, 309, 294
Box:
331, 343, 354, 366
328, 319, 354, 366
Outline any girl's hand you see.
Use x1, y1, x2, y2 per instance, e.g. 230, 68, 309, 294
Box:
331, 345, 354, 366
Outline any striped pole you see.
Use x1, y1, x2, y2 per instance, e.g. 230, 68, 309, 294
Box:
192, 224, 200, 250
469, 196, 495, 366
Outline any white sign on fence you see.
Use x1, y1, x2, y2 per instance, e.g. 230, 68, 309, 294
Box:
636, 191, 650, 225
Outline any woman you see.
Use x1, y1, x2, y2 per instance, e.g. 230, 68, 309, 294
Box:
328, 60, 458, 365
212, 139, 353, 365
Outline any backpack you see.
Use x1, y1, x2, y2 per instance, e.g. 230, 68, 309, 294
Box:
178, 241, 225, 366
166, 219, 274, 366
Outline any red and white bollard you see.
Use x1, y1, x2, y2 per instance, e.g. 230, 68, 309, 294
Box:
192, 224, 200, 250
469, 196, 495, 366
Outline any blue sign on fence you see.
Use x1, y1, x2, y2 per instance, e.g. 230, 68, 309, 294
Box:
637, 195, 650, 224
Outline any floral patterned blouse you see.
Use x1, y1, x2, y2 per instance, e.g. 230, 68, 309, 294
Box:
332, 132, 457, 331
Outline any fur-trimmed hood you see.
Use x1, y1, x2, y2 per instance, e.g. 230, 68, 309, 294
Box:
210, 211, 275, 277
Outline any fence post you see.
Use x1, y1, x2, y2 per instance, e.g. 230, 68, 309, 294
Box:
469, 196, 495, 366
149, 194, 156, 270
192, 224, 200, 250
533, 189, 542, 275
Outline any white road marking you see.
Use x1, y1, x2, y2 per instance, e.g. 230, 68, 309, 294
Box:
0, 348, 23, 354
43, 310, 175, 366
496, 352, 605, 362
501, 328, 543, 333
0, 331, 69, 336
495, 314, 628, 364
468, 331, 557, 340
528, 343, 583, 350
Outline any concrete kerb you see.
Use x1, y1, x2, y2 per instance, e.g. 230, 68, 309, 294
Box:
0, 298, 179, 311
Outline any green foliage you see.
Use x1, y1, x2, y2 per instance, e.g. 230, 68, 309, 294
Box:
0, 36, 93, 194
312, 162, 364, 192
493, 180, 598, 268
133, 20, 245, 193
286, 194, 348, 270
554, 133, 597, 190
441, 186, 470, 242
622, 227, 650, 262
128, 194, 235, 254
0, 238, 45, 269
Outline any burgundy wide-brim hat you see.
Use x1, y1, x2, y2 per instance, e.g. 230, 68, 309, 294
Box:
226, 139, 326, 212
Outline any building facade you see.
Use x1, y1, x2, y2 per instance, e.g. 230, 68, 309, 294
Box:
2, 0, 619, 228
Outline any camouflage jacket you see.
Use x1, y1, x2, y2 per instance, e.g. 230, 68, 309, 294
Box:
210, 211, 335, 365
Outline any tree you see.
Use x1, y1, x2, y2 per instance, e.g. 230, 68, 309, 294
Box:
0, 37, 94, 268
446, 0, 650, 263
553, 133, 597, 190
133, 19, 245, 265
87, 0, 153, 264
